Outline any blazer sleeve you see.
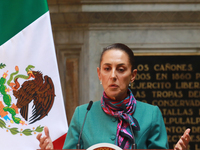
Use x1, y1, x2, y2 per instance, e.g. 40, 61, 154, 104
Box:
147, 106, 169, 149
63, 107, 83, 149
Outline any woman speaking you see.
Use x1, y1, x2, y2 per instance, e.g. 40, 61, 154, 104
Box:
37, 43, 190, 149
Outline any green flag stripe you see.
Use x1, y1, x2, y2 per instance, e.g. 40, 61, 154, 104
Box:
0, 0, 49, 46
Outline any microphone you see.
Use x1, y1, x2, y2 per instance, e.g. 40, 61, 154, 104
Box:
76, 101, 93, 149
121, 104, 137, 149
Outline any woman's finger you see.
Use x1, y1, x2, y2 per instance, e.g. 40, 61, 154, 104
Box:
44, 126, 50, 138
179, 138, 187, 149
36, 133, 42, 141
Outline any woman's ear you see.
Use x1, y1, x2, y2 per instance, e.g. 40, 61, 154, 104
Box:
130, 69, 137, 82
97, 67, 101, 81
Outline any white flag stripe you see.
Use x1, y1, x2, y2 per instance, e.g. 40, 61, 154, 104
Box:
0, 11, 68, 150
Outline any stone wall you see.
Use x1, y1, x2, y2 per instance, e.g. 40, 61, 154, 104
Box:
47, 0, 200, 123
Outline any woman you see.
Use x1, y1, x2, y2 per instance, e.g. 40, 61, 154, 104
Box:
37, 43, 189, 149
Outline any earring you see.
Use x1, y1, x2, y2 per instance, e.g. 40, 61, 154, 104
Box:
129, 82, 132, 86
100, 81, 102, 84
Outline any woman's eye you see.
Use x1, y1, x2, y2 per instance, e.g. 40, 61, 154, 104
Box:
104, 67, 110, 71
118, 68, 124, 72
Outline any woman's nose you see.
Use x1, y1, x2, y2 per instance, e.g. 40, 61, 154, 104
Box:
111, 69, 117, 79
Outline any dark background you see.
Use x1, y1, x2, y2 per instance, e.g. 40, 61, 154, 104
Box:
131, 55, 200, 149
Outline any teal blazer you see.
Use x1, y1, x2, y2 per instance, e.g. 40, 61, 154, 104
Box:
63, 100, 169, 149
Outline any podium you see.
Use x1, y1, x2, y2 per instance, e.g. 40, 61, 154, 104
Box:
87, 143, 122, 150
86, 143, 173, 150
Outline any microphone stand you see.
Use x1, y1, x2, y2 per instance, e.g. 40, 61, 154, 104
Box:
76, 101, 93, 149
76, 110, 88, 149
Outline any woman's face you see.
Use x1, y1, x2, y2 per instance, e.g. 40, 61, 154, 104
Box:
97, 49, 137, 101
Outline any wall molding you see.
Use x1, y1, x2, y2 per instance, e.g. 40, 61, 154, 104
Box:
50, 11, 200, 26
56, 44, 82, 123
48, 0, 200, 4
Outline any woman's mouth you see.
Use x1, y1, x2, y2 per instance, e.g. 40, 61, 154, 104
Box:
109, 84, 118, 88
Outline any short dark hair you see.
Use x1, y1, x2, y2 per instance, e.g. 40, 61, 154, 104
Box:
99, 43, 135, 71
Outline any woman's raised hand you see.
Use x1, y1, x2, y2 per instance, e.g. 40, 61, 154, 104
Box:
36, 126, 54, 149
174, 128, 191, 150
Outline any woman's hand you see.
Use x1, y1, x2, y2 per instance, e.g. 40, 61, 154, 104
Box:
36, 126, 54, 149
174, 128, 191, 150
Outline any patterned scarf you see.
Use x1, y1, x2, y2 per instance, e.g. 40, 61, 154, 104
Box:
101, 88, 139, 149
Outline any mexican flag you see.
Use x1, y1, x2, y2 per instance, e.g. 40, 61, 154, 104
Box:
0, 0, 68, 149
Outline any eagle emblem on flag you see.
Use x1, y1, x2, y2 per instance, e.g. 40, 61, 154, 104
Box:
0, 63, 55, 136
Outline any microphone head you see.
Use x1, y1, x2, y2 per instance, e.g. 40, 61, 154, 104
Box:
87, 101, 93, 110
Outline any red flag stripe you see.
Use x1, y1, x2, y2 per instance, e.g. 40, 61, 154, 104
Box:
53, 133, 67, 149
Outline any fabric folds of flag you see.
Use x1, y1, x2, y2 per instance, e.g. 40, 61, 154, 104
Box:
0, 0, 68, 149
